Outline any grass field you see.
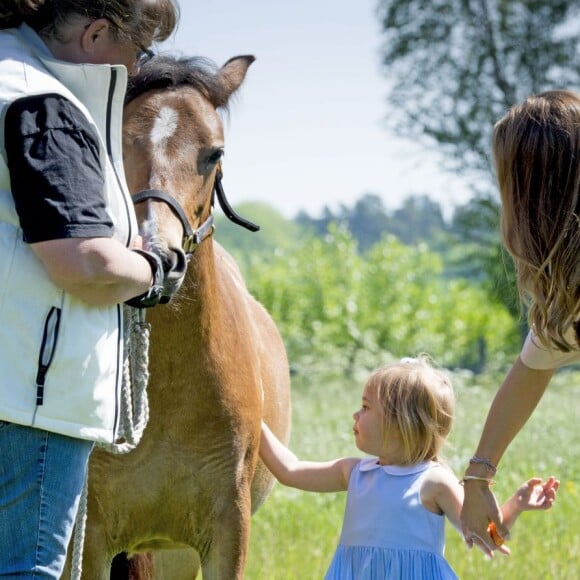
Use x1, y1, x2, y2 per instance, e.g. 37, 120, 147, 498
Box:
244, 363, 580, 579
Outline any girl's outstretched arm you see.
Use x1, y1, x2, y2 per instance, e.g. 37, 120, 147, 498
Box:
260, 421, 359, 492
500, 476, 559, 530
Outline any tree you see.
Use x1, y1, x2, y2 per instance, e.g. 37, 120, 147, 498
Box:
295, 192, 448, 250
295, 194, 393, 251
390, 195, 447, 245
378, 1, 580, 331
346, 194, 393, 251
378, 0, 580, 177
448, 196, 514, 298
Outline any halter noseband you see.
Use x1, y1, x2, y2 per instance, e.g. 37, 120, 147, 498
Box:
131, 188, 215, 255
132, 165, 259, 256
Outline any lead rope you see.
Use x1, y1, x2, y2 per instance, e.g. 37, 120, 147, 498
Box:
70, 306, 151, 579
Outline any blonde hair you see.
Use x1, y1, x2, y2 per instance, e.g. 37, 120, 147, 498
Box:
365, 356, 454, 465
493, 90, 580, 351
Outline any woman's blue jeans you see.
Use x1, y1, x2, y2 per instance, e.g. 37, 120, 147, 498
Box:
0, 421, 93, 578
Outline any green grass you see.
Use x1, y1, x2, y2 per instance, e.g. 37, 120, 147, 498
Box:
245, 365, 580, 579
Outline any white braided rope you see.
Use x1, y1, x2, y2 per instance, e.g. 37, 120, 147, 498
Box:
70, 306, 151, 579
102, 306, 151, 455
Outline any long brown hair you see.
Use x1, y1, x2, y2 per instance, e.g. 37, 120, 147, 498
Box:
493, 90, 580, 351
0, 0, 179, 46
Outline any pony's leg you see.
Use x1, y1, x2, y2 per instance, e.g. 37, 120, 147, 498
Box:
200, 494, 252, 580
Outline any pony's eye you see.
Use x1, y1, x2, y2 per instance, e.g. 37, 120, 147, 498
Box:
207, 148, 224, 165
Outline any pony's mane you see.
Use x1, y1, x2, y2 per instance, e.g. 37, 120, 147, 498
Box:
125, 55, 231, 110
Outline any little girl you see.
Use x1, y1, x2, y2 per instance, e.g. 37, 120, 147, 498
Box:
260, 356, 559, 579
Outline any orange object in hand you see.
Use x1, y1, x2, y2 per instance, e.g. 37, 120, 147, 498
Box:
487, 522, 504, 547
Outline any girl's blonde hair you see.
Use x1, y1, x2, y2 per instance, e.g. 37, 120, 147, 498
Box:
365, 355, 454, 465
493, 90, 580, 351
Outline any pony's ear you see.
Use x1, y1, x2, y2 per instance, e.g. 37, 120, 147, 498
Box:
218, 55, 255, 98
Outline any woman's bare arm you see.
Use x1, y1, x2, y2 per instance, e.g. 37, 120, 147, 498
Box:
31, 237, 154, 306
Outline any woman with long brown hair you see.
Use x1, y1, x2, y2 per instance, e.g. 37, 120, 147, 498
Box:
460, 90, 580, 555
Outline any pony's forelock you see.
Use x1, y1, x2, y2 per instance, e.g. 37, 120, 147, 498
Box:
125, 55, 232, 111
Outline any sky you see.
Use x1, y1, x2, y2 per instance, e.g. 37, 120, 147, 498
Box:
165, 0, 472, 219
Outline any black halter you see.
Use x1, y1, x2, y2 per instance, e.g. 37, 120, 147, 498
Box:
132, 166, 259, 256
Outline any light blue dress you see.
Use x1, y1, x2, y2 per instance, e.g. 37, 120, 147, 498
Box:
325, 458, 458, 579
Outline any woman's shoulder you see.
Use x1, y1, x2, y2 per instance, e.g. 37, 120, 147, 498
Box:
520, 328, 580, 370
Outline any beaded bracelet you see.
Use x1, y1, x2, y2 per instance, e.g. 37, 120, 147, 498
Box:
469, 455, 497, 475
460, 475, 496, 486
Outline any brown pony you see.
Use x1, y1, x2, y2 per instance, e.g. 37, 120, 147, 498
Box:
64, 55, 291, 579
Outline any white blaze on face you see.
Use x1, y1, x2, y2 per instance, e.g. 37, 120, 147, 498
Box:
141, 106, 180, 244
150, 106, 179, 160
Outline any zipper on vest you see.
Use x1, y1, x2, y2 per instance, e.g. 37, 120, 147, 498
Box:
106, 68, 127, 438
35, 306, 62, 406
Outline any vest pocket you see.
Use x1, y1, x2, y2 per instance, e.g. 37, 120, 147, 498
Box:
35, 306, 62, 406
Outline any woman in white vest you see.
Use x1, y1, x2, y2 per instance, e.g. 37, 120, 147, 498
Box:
460, 91, 580, 555
0, 1, 179, 576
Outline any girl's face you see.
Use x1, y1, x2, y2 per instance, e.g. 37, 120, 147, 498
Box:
353, 384, 400, 463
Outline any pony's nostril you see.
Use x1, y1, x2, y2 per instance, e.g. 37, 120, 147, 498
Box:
158, 248, 187, 304
165, 248, 187, 280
